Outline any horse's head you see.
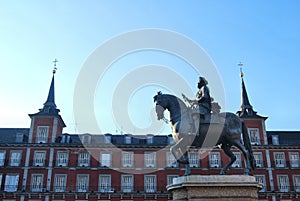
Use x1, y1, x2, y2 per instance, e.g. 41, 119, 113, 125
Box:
153, 91, 167, 121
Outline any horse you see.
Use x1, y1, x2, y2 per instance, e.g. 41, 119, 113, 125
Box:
153, 92, 255, 176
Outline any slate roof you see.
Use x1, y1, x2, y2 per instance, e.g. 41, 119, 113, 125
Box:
267, 131, 300, 146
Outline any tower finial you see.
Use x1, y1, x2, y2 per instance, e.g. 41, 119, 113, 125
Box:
52, 58, 58, 74
238, 62, 244, 78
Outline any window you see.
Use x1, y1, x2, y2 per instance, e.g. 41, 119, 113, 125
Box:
9, 150, 22, 167
0, 173, 2, 189
33, 151, 46, 166
99, 175, 112, 192
144, 175, 156, 193
104, 135, 111, 143
80, 135, 91, 144
188, 152, 199, 168
166, 152, 177, 168
125, 136, 131, 144
36, 126, 49, 143
4, 174, 19, 192
31, 174, 43, 192
100, 153, 112, 167
277, 175, 289, 192
121, 175, 133, 193
61, 134, 71, 143
15, 133, 24, 143
272, 135, 279, 145
248, 128, 260, 145
253, 152, 263, 168
289, 152, 300, 168
78, 151, 90, 167
147, 136, 153, 144
168, 135, 174, 145
56, 151, 68, 167
76, 174, 89, 192
122, 152, 134, 168
144, 152, 156, 168
209, 152, 221, 168
255, 175, 266, 192
231, 152, 242, 168
167, 175, 178, 186
274, 152, 286, 168
293, 175, 300, 192
54, 174, 67, 192
0, 151, 6, 166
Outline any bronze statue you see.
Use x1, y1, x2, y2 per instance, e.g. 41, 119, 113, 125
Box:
153, 90, 255, 176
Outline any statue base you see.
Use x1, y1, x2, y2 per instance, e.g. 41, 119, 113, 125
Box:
167, 175, 262, 201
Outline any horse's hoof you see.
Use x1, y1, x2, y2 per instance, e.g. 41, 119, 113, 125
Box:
220, 169, 226, 175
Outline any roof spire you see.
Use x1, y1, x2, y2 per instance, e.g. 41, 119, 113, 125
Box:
236, 63, 256, 118
40, 59, 60, 115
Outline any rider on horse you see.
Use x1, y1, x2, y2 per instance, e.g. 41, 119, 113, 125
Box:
196, 77, 212, 119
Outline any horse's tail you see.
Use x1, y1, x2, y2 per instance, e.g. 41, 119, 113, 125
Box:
242, 121, 256, 170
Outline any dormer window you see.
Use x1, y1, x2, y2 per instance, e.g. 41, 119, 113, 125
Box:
15, 133, 24, 143
61, 134, 71, 143
80, 134, 91, 144
125, 136, 131, 144
272, 135, 279, 145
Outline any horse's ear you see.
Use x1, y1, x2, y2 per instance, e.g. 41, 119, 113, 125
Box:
157, 91, 162, 95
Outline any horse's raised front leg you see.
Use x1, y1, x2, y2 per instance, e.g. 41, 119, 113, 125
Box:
170, 138, 190, 176
220, 144, 236, 175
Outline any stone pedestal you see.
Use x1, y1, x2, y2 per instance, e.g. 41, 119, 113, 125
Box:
167, 175, 262, 201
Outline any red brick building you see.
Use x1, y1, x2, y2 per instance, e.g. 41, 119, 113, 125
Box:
0, 71, 300, 201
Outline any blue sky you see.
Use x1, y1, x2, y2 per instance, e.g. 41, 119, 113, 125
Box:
0, 1, 299, 134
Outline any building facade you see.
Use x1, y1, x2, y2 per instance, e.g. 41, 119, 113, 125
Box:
0, 72, 300, 201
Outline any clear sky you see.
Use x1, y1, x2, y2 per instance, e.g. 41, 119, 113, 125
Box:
0, 0, 299, 134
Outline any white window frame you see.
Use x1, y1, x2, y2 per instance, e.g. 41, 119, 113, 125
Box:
56, 151, 69, 167
36, 126, 49, 143
80, 135, 91, 144
0, 150, 6, 166
9, 150, 22, 167
253, 152, 263, 168
100, 152, 112, 167
277, 175, 289, 192
98, 174, 112, 193
33, 151, 46, 167
166, 152, 177, 168
31, 174, 43, 192
125, 136, 131, 144
293, 175, 300, 192
274, 152, 286, 168
188, 152, 200, 168
54, 174, 67, 192
167, 175, 178, 186
78, 151, 90, 167
209, 152, 221, 168
248, 128, 260, 145
254, 174, 266, 192
121, 174, 133, 193
15, 133, 24, 143
289, 152, 300, 168
147, 136, 153, 144
76, 174, 89, 192
144, 175, 156, 193
144, 152, 156, 168
231, 152, 242, 168
4, 174, 19, 192
104, 135, 111, 144
122, 152, 134, 168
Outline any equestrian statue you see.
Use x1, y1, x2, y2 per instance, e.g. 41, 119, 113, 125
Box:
153, 77, 255, 176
